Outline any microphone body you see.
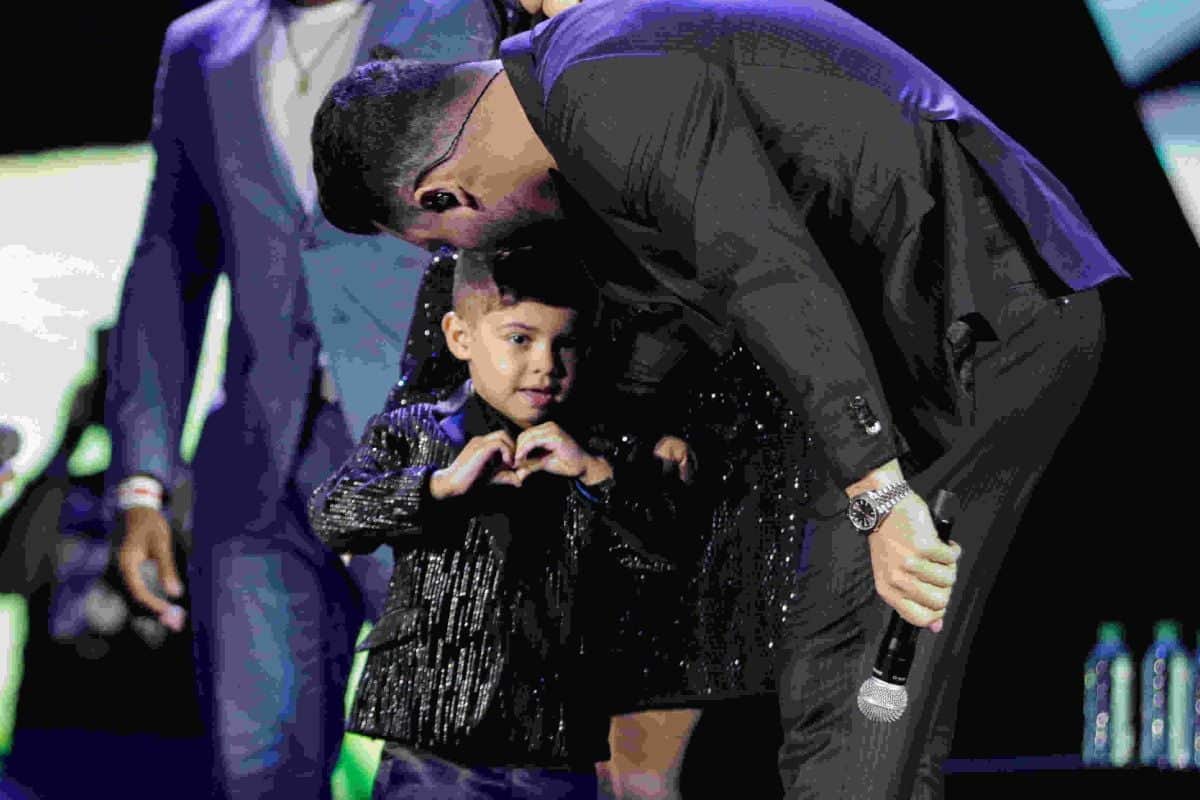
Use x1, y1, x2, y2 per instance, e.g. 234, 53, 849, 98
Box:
0, 424, 20, 466
857, 488, 959, 723
0, 424, 21, 482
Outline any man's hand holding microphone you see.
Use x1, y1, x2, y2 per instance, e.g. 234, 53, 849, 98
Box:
116, 476, 187, 633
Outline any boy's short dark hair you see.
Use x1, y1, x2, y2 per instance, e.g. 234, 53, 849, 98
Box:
452, 245, 600, 326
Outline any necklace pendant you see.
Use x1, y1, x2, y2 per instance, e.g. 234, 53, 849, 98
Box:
298, 73, 310, 95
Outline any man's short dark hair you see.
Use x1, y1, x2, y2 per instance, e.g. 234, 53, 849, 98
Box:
312, 58, 471, 235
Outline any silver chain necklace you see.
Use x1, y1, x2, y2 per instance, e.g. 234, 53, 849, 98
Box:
283, 0, 369, 95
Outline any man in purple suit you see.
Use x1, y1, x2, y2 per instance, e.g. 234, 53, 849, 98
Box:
104, 1, 531, 797
309, 0, 1127, 796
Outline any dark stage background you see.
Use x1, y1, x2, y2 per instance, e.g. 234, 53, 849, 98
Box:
1, 2, 1196, 798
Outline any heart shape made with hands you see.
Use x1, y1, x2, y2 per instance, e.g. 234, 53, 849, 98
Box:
488, 448, 558, 486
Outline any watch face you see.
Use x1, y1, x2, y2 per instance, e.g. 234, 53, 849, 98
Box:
848, 497, 878, 532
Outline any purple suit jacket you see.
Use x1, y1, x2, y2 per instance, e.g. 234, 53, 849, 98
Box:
105, 0, 507, 540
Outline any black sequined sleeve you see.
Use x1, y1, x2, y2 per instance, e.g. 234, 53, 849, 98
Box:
575, 434, 703, 568
309, 405, 461, 555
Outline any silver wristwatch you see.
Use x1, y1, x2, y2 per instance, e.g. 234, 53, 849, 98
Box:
847, 481, 912, 534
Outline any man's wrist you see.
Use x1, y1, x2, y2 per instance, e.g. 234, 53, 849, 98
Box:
118, 475, 164, 511
843, 458, 905, 498
845, 467, 912, 535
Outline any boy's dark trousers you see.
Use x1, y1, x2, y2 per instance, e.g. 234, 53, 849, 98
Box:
373, 745, 605, 799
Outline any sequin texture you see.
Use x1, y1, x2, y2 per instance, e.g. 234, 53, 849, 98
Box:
310, 393, 613, 766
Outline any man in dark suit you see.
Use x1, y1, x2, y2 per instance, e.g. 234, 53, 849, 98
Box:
309, 1, 1128, 796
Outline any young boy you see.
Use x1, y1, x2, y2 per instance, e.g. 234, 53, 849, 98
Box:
310, 245, 685, 798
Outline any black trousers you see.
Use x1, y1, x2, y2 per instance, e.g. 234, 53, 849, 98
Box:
774, 286, 1106, 799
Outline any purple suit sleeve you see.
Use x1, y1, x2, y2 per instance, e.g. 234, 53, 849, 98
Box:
104, 24, 222, 493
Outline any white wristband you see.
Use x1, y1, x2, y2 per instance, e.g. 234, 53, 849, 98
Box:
117, 476, 164, 511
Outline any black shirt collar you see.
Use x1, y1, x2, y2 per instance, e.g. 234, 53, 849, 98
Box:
461, 389, 524, 440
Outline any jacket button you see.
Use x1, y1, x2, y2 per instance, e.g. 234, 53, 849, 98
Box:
848, 395, 881, 435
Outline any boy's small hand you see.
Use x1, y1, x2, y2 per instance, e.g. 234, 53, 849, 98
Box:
430, 431, 520, 499
653, 435, 695, 484
514, 422, 613, 486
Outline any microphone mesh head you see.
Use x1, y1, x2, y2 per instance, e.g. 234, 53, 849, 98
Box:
857, 676, 908, 723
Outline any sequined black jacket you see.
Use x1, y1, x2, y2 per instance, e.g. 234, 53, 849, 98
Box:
358, 251, 807, 708
310, 383, 675, 767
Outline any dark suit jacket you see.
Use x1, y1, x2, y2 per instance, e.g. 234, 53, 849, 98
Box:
500, 0, 1128, 513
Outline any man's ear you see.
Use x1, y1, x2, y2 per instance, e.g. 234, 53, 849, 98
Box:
442, 311, 472, 361
413, 154, 480, 213
413, 185, 476, 213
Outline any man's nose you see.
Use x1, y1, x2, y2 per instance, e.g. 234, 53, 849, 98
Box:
406, 232, 440, 251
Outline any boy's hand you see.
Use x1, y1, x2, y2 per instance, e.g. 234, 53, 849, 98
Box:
513, 422, 613, 486
430, 431, 521, 499
653, 435, 695, 484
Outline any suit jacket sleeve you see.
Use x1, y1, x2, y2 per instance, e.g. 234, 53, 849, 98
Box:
575, 433, 699, 568
542, 54, 898, 496
309, 407, 458, 554
104, 24, 222, 492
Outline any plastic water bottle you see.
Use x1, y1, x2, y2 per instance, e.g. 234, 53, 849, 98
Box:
1193, 632, 1200, 770
1139, 619, 1192, 769
1082, 621, 1134, 766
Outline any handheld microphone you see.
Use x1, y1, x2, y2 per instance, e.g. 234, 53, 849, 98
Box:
857, 488, 959, 723
0, 424, 20, 465
0, 424, 21, 480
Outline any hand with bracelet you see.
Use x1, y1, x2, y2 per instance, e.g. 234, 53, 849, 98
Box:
845, 459, 963, 631
115, 475, 187, 632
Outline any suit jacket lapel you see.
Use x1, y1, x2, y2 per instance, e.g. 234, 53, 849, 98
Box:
209, 0, 308, 223
351, 0, 428, 64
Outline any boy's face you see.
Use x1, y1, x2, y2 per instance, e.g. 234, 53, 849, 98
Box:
443, 298, 581, 428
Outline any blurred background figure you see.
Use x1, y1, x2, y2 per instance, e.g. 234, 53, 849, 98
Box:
102, 2, 533, 798
21, 1, 525, 799
0, 426, 19, 494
